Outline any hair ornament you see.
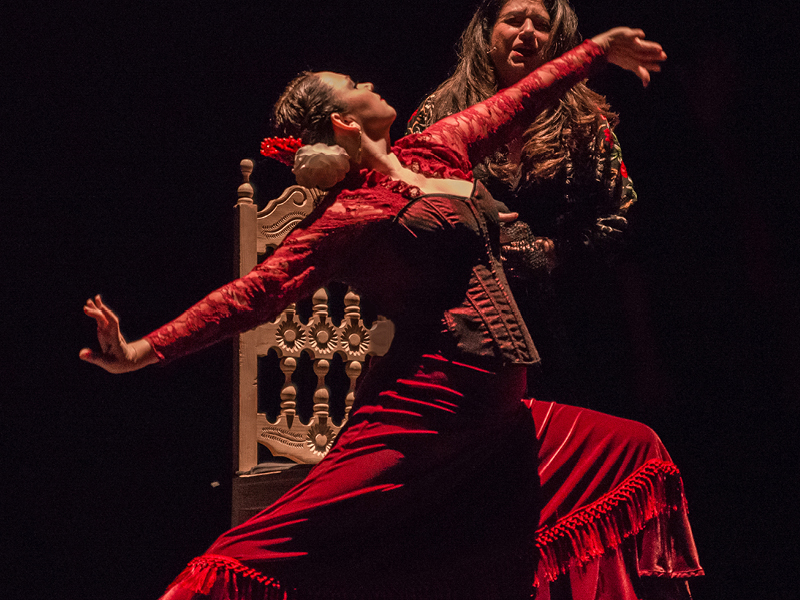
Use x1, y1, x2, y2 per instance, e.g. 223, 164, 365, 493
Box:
292, 143, 351, 189
260, 136, 303, 166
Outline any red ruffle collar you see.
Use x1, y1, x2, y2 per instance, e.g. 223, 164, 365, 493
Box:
342, 139, 474, 200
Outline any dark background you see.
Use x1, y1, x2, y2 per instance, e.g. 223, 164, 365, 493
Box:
3, 1, 796, 599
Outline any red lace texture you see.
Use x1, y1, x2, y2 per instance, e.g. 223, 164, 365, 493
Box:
146, 41, 605, 361
398, 40, 605, 174
146, 186, 405, 362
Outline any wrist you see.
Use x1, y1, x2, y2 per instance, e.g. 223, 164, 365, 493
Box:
129, 338, 159, 369
586, 36, 607, 52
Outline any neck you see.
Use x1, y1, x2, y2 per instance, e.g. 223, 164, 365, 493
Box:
347, 130, 394, 174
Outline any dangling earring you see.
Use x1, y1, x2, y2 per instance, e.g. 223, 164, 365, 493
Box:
354, 128, 362, 163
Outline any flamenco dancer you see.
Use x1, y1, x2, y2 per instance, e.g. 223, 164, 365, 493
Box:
81, 28, 695, 600
407, 2, 704, 598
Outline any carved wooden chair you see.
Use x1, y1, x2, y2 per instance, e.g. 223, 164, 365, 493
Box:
231, 159, 394, 526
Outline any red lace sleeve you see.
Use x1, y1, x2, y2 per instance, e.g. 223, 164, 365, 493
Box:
145, 189, 394, 363
399, 40, 606, 168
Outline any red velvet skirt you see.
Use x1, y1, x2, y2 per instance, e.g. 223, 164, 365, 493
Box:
161, 355, 702, 600
527, 400, 703, 599
162, 353, 540, 600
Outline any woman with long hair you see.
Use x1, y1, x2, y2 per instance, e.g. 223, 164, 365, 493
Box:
81, 29, 678, 600
408, 0, 639, 408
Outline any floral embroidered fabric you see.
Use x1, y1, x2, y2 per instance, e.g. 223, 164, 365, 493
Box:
407, 97, 637, 273
406, 51, 643, 409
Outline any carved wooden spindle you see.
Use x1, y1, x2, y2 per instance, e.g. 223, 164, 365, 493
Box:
279, 356, 298, 429
312, 288, 329, 318
342, 289, 368, 357
238, 159, 254, 205
276, 302, 305, 354
312, 358, 331, 423
344, 360, 361, 419
344, 289, 360, 321
309, 288, 332, 354
309, 288, 339, 366
283, 302, 297, 322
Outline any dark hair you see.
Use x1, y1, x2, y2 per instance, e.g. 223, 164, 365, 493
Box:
427, 0, 616, 184
272, 72, 349, 146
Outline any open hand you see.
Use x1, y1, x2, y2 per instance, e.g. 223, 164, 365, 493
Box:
591, 28, 666, 87
80, 295, 155, 373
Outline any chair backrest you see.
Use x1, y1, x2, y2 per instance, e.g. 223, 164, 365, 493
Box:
233, 159, 394, 473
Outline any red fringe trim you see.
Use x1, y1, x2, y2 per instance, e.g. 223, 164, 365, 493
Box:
165, 460, 691, 597
533, 459, 687, 586
164, 554, 517, 600
164, 555, 292, 600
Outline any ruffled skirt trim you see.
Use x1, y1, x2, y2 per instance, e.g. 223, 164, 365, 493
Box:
162, 555, 290, 600
163, 554, 533, 600
534, 458, 705, 587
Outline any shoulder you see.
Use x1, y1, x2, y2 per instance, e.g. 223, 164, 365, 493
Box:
278, 187, 394, 246
595, 116, 616, 148
406, 92, 439, 135
393, 135, 472, 182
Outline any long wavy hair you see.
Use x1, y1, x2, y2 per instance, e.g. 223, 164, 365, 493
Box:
427, 0, 616, 185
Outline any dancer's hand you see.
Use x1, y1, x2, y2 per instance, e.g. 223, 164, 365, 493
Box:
591, 28, 666, 87
534, 237, 557, 272
80, 295, 157, 373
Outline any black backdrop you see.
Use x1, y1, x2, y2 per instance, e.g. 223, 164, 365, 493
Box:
4, 2, 796, 599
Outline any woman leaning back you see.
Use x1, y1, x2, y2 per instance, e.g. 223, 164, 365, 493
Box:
408, 2, 704, 598
82, 28, 673, 600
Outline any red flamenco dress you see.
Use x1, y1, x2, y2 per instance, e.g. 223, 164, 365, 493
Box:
144, 40, 701, 600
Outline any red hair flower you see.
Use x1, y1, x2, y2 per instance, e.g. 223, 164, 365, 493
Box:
260, 137, 303, 166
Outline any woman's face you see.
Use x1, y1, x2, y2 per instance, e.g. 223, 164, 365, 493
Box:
316, 72, 396, 136
489, 0, 552, 88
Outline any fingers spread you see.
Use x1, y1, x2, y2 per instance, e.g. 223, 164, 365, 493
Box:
80, 348, 119, 373
84, 301, 109, 328
94, 295, 120, 326
100, 304, 119, 326
79, 348, 102, 367
638, 66, 651, 87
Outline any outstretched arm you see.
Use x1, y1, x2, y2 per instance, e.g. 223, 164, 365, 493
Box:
79, 234, 332, 374
423, 28, 665, 165
80, 192, 384, 373
80, 295, 159, 373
